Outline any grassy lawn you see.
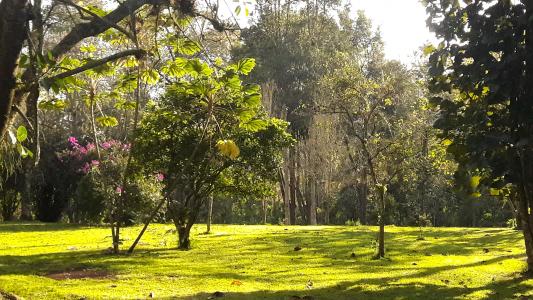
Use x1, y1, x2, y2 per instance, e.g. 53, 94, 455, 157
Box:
0, 223, 532, 300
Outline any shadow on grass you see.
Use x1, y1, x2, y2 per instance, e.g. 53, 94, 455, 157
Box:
0, 249, 150, 276
0, 222, 92, 232
156, 275, 531, 300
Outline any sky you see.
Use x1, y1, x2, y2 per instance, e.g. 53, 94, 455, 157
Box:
348, 0, 437, 63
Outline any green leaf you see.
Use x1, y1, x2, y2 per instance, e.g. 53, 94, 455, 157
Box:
470, 176, 481, 189
19, 54, 29, 68
235, 5, 242, 15
38, 99, 68, 111
141, 69, 160, 85
80, 44, 97, 53
96, 116, 119, 127
171, 38, 202, 56
423, 44, 436, 56
185, 60, 213, 77
16, 126, 28, 142
241, 119, 268, 132
244, 93, 262, 108
237, 58, 256, 75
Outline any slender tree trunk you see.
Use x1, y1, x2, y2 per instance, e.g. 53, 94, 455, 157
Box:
359, 168, 368, 225
309, 179, 317, 225
279, 168, 290, 225
288, 147, 297, 224
377, 188, 386, 258
206, 195, 213, 233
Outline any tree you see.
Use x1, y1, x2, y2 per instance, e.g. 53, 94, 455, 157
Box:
134, 58, 293, 249
425, 0, 533, 272
320, 60, 421, 258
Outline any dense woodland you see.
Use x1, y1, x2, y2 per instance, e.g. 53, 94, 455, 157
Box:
1, 0, 533, 274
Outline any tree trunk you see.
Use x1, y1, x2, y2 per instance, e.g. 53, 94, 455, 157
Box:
288, 147, 297, 225
177, 225, 192, 250
376, 188, 386, 258
378, 217, 385, 258
518, 183, 533, 273
279, 168, 290, 225
206, 195, 213, 233
0, 0, 30, 141
358, 168, 368, 225
262, 198, 267, 224
20, 162, 33, 220
309, 179, 317, 225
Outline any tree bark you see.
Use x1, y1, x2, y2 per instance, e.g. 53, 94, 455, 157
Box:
278, 168, 290, 225
206, 195, 213, 233
377, 188, 386, 258
518, 189, 533, 273
288, 147, 297, 225
177, 224, 192, 250
0, 0, 30, 140
358, 168, 368, 225
309, 179, 317, 225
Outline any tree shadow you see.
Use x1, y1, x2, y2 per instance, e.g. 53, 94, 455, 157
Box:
0, 249, 149, 276
0, 222, 94, 232
149, 274, 532, 300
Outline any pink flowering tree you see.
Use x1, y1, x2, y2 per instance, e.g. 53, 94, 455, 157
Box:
58, 137, 163, 234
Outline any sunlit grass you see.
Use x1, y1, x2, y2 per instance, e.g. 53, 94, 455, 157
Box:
0, 223, 531, 299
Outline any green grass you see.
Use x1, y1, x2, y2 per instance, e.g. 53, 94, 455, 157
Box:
0, 223, 531, 299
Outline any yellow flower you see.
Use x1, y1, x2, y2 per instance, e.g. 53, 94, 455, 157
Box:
216, 140, 240, 159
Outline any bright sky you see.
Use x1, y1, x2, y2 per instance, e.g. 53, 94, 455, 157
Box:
349, 0, 437, 63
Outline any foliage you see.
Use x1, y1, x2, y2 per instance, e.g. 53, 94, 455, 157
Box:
425, 0, 533, 270
55, 137, 162, 224
135, 57, 293, 248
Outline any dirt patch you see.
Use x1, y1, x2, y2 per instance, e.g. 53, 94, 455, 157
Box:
0, 290, 23, 300
45, 268, 114, 280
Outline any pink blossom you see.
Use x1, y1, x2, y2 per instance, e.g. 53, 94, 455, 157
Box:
68, 136, 78, 146
101, 141, 112, 150
80, 163, 91, 174
155, 173, 165, 181
91, 160, 100, 167
86, 143, 95, 152
79, 147, 88, 154
115, 186, 123, 194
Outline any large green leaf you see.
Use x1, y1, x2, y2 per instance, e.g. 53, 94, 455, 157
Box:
16, 126, 28, 142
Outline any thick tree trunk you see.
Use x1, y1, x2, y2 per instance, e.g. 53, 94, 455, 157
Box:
518, 185, 533, 273
0, 0, 30, 140
206, 195, 213, 233
177, 225, 192, 250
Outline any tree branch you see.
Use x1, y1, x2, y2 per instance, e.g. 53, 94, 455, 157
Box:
53, 0, 136, 41
40, 49, 146, 89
